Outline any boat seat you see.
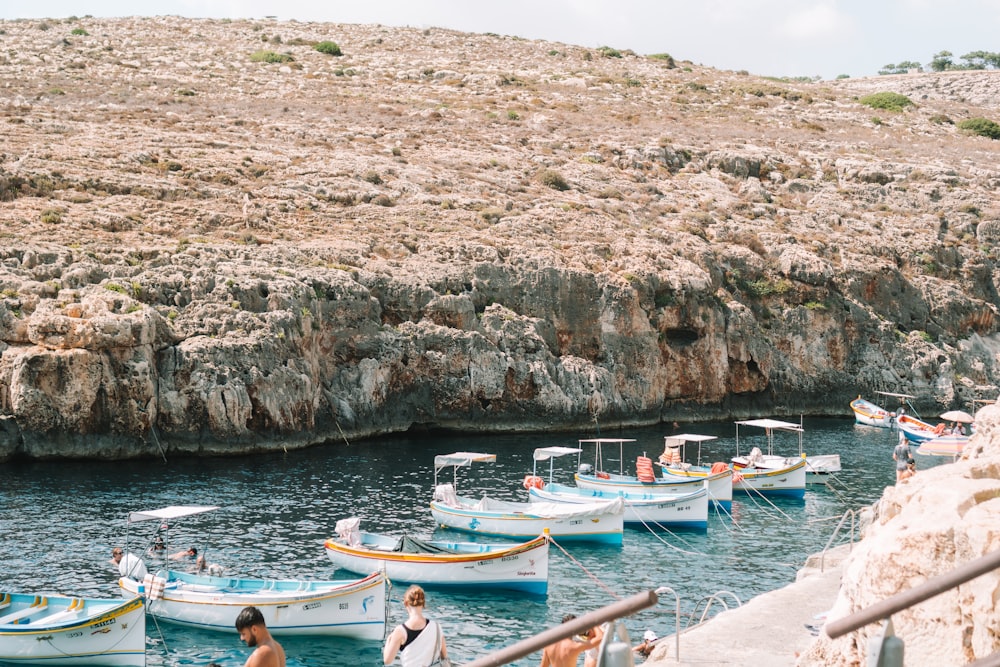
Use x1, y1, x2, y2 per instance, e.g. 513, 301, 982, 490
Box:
0, 604, 48, 625
0, 594, 10, 612
30, 608, 82, 626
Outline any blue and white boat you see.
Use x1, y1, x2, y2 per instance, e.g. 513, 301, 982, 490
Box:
0, 593, 145, 666
527, 482, 709, 530
430, 452, 624, 545
573, 438, 734, 510
325, 519, 549, 595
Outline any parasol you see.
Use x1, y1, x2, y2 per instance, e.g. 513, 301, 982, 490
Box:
939, 410, 974, 423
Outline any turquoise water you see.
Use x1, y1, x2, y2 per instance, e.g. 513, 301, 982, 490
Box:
0, 418, 915, 666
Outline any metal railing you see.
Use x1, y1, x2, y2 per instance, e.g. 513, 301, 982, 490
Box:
814, 508, 860, 572
825, 548, 1000, 666
461, 590, 657, 667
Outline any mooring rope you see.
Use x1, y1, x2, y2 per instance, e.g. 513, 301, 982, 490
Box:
631, 511, 709, 557
547, 535, 621, 600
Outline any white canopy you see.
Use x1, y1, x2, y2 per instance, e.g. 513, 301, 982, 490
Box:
433, 452, 496, 468
577, 438, 636, 444
663, 434, 718, 446
128, 505, 219, 523
532, 446, 582, 461
735, 419, 803, 432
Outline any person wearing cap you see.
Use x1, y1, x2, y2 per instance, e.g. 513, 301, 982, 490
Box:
633, 630, 659, 658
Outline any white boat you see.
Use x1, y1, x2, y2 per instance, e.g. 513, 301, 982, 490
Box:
118, 504, 387, 638
527, 482, 709, 530
430, 452, 624, 545
656, 431, 808, 498
0, 593, 145, 666
735, 419, 840, 485
850, 396, 894, 427
324, 518, 549, 595
119, 569, 387, 639
573, 438, 734, 510
897, 414, 946, 443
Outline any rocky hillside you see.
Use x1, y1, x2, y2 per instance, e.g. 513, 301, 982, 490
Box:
3, 16, 1000, 459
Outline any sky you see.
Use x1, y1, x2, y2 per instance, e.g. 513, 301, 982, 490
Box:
2, 1, 999, 80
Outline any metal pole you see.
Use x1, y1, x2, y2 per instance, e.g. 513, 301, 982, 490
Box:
826, 549, 1000, 638
653, 587, 681, 662
461, 590, 658, 667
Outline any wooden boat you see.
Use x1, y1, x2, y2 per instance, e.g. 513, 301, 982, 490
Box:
850, 396, 894, 427
527, 482, 709, 530
659, 422, 810, 498
735, 419, 839, 485
119, 569, 387, 639
573, 438, 734, 510
897, 414, 946, 443
0, 593, 145, 666
119, 504, 387, 639
430, 452, 624, 545
324, 518, 549, 594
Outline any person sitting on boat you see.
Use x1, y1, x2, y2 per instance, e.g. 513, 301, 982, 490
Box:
111, 548, 148, 580
950, 422, 966, 436
383, 585, 448, 667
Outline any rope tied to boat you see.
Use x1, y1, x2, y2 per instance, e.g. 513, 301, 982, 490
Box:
547, 535, 621, 600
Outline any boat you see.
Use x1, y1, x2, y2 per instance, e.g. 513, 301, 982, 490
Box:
429, 451, 624, 545
735, 419, 840, 485
897, 414, 947, 443
324, 518, 549, 595
850, 396, 894, 428
119, 569, 387, 638
118, 504, 388, 638
573, 438, 734, 511
0, 594, 145, 666
915, 434, 969, 459
526, 482, 709, 530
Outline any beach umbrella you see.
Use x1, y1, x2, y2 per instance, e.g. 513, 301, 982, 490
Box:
939, 410, 975, 423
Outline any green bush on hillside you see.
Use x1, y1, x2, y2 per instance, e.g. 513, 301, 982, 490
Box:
314, 41, 342, 56
859, 92, 914, 111
597, 46, 622, 59
957, 117, 1000, 140
250, 50, 294, 64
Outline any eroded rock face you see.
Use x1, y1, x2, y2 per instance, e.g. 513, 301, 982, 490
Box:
0, 240, 998, 460
798, 404, 1000, 666
1, 18, 1000, 458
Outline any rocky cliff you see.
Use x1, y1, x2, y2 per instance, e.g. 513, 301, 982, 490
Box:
3, 17, 1000, 459
797, 402, 1000, 666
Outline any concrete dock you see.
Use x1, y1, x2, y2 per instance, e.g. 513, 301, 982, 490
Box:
643, 543, 850, 667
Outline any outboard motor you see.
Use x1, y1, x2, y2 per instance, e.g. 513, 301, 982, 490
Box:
578, 462, 593, 475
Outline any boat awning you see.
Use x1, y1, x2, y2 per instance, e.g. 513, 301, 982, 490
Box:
128, 505, 219, 523
876, 391, 916, 399
664, 434, 718, 446
735, 419, 803, 432
533, 446, 582, 461
916, 437, 967, 457
433, 452, 496, 468
577, 438, 637, 444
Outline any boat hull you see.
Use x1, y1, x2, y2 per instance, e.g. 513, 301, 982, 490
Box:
120, 570, 386, 639
851, 397, 894, 428
430, 496, 623, 545
897, 414, 942, 443
575, 470, 733, 511
0, 594, 145, 667
732, 459, 807, 498
325, 533, 549, 595
527, 484, 709, 530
